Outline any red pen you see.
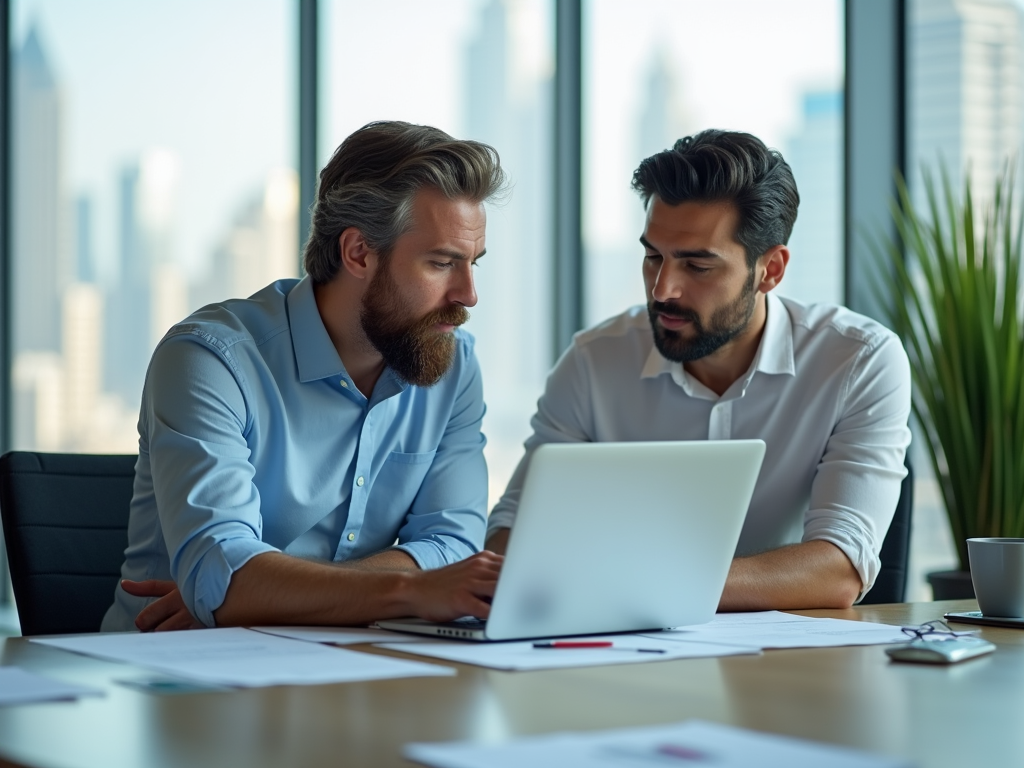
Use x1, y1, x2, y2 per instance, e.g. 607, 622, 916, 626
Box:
532, 641, 614, 648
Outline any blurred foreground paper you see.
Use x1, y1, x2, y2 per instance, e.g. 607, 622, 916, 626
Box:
0, 666, 103, 705
406, 720, 914, 768
33, 627, 453, 687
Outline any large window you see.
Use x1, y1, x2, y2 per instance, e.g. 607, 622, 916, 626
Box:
904, 0, 1024, 598
10, 0, 297, 454
582, 0, 845, 327
17, 1, 976, 611
321, 0, 555, 507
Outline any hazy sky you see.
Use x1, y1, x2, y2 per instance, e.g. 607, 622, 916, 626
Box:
13, 0, 294, 282
585, 0, 842, 244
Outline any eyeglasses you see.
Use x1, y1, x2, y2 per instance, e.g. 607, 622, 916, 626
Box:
900, 619, 978, 642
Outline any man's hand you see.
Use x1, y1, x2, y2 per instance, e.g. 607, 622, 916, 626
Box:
402, 551, 503, 622
120, 579, 204, 632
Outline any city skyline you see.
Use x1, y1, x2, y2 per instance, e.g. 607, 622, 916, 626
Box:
12, 1, 847, 518
11, 20, 299, 453
8, 1, 847, 477
12, 0, 1007, 606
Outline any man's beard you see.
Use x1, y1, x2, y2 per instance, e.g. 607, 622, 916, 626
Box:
360, 263, 469, 387
648, 269, 757, 363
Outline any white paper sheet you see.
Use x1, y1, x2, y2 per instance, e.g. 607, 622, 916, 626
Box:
375, 634, 759, 671
0, 666, 104, 706
32, 627, 454, 688
643, 611, 908, 649
251, 626, 429, 644
405, 719, 914, 768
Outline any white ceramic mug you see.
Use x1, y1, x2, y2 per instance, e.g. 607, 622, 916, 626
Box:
967, 537, 1024, 618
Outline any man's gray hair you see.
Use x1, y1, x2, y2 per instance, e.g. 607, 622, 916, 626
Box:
303, 121, 506, 284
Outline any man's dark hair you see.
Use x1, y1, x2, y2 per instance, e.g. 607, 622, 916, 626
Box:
631, 129, 799, 267
303, 121, 506, 284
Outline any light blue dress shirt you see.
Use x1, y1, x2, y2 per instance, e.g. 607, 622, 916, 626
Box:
102, 277, 488, 631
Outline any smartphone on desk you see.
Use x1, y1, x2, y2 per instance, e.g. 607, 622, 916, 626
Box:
945, 610, 1024, 630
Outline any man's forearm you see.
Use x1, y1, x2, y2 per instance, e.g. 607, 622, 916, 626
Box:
212, 549, 503, 627
719, 540, 863, 611
212, 551, 416, 627
485, 528, 510, 555
344, 548, 419, 571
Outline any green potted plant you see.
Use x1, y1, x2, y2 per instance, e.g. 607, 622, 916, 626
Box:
872, 165, 1024, 599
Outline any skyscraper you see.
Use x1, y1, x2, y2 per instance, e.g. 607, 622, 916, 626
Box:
782, 89, 843, 305
197, 168, 299, 306
104, 163, 149, 408
635, 47, 689, 163
13, 25, 66, 355
911, 0, 1024, 202
75, 194, 95, 284
462, 0, 553, 503
62, 283, 103, 449
102, 148, 186, 410
462, 0, 553, 381
587, 46, 691, 326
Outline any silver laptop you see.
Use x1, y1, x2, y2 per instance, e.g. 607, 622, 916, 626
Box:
377, 439, 765, 641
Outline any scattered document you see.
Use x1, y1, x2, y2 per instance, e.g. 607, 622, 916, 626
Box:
251, 626, 428, 645
405, 719, 914, 768
0, 666, 104, 706
32, 627, 453, 688
375, 634, 759, 671
643, 611, 908, 649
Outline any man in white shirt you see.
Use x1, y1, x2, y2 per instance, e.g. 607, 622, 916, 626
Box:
486, 129, 911, 610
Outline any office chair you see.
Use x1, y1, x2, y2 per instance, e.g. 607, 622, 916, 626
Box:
0, 451, 136, 635
859, 461, 914, 605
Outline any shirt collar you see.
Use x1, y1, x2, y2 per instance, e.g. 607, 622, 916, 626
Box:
287, 276, 347, 383
755, 292, 796, 377
639, 291, 796, 388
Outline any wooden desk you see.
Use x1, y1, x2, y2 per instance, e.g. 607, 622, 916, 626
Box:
0, 600, 1020, 768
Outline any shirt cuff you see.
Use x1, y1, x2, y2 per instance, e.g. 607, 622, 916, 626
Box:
486, 509, 515, 540
189, 538, 279, 626
394, 535, 477, 571
802, 520, 878, 604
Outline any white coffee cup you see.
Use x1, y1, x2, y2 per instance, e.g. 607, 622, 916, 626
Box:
967, 538, 1024, 618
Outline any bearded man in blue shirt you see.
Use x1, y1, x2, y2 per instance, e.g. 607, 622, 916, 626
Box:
102, 121, 504, 632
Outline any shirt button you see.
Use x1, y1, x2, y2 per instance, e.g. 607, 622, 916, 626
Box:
347, 533, 355, 542
356, 476, 365, 487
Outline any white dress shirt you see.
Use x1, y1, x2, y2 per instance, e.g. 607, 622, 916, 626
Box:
488, 292, 912, 596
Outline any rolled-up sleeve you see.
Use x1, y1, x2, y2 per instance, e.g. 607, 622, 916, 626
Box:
145, 334, 278, 626
487, 343, 593, 538
802, 333, 912, 599
393, 341, 489, 569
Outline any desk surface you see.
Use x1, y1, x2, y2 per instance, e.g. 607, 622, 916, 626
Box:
0, 601, 1019, 768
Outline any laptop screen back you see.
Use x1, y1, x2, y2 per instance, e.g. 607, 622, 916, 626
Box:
484, 440, 765, 641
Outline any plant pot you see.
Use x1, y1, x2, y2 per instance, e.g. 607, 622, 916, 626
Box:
927, 569, 975, 600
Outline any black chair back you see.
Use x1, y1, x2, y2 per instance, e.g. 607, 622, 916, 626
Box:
860, 461, 914, 605
0, 452, 135, 635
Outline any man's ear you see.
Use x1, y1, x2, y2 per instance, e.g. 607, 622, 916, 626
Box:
756, 245, 789, 294
338, 228, 377, 280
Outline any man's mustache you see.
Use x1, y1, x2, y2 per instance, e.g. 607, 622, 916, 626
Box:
421, 304, 470, 329
650, 301, 699, 322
